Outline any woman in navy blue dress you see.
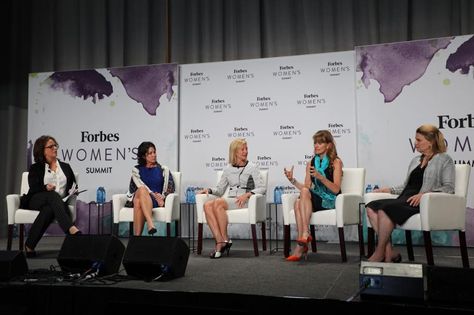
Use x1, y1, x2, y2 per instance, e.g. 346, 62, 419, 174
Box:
125, 142, 175, 236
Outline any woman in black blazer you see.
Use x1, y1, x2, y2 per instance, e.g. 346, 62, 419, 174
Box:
20, 135, 81, 257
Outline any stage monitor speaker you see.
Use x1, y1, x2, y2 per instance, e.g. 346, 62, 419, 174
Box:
0, 251, 28, 281
57, 235, 125, 276
359, 261, 424, 302
123, 236, 190, 281
426, 265, 474, 306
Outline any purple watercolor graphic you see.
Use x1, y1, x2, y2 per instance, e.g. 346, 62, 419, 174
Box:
446, 35, 474, 74
109, 64, 177, 116
356, 38, 453, 102
46, 70, 113, 103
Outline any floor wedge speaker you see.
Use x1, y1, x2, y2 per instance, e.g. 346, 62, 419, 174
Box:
123, 236, 190, 281
57, 235, 125, 276
0, 251, 28, 281
360, 261, 424, 302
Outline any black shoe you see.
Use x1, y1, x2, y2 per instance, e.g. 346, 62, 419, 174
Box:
148, 227, 157, 236
223, 240, 233, 256
391, 253, 402, 263
25, 246, 36, 258
210, 242, 226, 259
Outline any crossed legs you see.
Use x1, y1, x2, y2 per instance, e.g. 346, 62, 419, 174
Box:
203, 198, 229, 252
366, 207, 398, 262
292, 187, 313, 257
133, 186, 156, 236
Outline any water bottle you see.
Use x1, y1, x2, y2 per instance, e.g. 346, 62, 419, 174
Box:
373, 184, 379, 191
273, 186, 279, 204
96, 187, 103, 204
365, 184, 372, 194
190, 187, 196, 204
185, 187, 191, 204
101, 187, 106, 203
278, 186, 284, 204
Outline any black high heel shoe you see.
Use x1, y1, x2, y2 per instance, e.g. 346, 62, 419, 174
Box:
223, 240, 233, 256
148, 227, 157, 236
391, 253, 402, 263
210, 242, 227, 259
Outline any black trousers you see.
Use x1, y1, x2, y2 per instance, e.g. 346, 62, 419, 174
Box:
25, 191, 74, 249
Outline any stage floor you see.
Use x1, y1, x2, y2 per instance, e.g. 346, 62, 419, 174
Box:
1, 236, 474, 313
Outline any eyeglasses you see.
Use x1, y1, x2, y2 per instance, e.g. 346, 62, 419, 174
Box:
45, 144, 59, 149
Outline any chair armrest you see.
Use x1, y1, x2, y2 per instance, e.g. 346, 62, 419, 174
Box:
420, 193, 467, 231
195, 193, 217, 223
112, 194, 128, 224
161, 193, 179, 221
247, 194, 266, 223
335, 193, 363, 227
6, 194, 20, 225
281, 193, 299, 225
364, 192, 398, 204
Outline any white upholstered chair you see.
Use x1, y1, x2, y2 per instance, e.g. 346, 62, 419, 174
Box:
112, 171, 181, 237
6, 171, 79, 250
196, 170, 268, 256
281, 168, 365, 261
364, 164, 471, 268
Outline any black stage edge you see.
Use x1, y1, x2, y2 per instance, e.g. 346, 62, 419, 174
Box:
1, 284, 474, 314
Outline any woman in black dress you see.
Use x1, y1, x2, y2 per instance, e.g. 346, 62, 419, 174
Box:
366, 124, 455, 262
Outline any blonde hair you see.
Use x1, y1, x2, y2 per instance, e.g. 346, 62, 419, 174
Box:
229, 138, 247, 165
313, 130, 339, 163
416, 124, 447, 154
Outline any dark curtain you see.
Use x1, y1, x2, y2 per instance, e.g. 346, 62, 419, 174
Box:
1, 0, 473, 236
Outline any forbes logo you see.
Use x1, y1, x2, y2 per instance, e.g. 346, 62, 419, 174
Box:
205, 157, 227, 171
183, 71, 210, 86
320, 61, 351, 76
273, 65, 301, 80
249, 96, 278, 111
227, 127, 255, 138
81, 131, 119, 142
205, 99, 232, 113
183, 129, 211, 143
328, 123, 351, 138
226, 69, 255, 83
438, 114, 474, 129
273, 125, 302, 140
297, 154, 314, 166
256, 155, 279, 170
296, 93, 326, 108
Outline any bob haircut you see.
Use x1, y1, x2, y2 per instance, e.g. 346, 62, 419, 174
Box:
33, 135, 57, 163
229, 138, 247, 165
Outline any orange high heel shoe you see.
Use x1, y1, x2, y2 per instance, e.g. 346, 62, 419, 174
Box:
286, 242, 309, 262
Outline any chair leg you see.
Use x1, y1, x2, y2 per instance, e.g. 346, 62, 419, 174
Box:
113, 223, 120, 236
338, 227, 347, 262
175, 220, 180, 237
459, 231, 470, 268
129, 222, 134, 237
283, 225, 290, 257
166, 223, 171, 236
19, 224, 24, 251
367, 227, 375, 257
197, 223, 203, 255
251, 224, 259, 256
261, 221, 267, 251
310, 225, 317, 253
423, 231, 434, 265
405, 230, 415, 261
358, 223, 365, 257
7, 225, 13, 251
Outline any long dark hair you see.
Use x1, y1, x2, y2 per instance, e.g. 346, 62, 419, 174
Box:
33, 135, 57, 163
136, 141, 156, 166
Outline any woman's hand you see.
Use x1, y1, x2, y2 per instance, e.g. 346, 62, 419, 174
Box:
46, 183, 56, 191
310, 166, 324, 181
236, 192, 251, 208
153, 192, 165, 207
407, 193, 424, 207
284, 166, 294, 182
